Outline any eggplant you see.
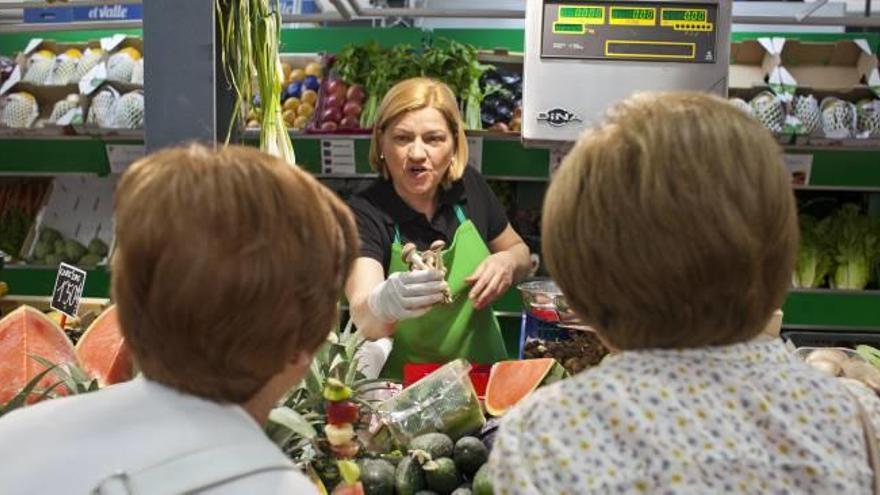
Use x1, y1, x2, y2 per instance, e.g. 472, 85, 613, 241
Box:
481, 112, 497, 130
494, 101, 514, 123
501, 72, 522, 89
482, 94, 505, 110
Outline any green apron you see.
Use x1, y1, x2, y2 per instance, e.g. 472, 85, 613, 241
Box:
381, 204, 508, 380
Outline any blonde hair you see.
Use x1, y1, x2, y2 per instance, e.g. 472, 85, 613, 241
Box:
112, 144, 357, 402
369, 77, 468, 186
543, 92, 798, 350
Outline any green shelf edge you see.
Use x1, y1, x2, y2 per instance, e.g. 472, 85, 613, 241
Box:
0, 28, 143, 54
2, 137, 879, 188
783, 290, 880, 329
3, 266, 110, 299
2, 27, 877, 57
5, 266, 879, 331
0, 138, 148, 176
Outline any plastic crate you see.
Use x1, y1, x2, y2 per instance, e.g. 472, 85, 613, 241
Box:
518, 311, 574, 359
403, 362, 491, 399
782, 330, 880, 350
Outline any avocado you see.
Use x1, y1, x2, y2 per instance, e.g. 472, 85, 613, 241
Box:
471, 464, 493, 495
359, 458, 395, 495
453, 437, 488, 477
409, 433, 454, 460
423, 458, 461, 495
395, 455, 426, 495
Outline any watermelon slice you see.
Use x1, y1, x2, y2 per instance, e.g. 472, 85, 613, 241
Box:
484, 358, 566, 417
75, 305, 134, 386
0, 305, 78, 405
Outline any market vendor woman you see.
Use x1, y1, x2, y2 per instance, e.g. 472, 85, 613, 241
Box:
346, 78, 531, 379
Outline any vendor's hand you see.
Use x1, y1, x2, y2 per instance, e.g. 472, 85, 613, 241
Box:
367, 269, 448, 323
465, 252, 517, 310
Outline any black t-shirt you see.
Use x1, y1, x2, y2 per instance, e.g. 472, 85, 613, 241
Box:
349, 167, 509, 274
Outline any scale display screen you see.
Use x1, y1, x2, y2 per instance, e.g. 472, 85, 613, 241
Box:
542, 1, 718, 63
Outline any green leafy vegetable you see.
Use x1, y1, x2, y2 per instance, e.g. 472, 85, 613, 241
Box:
793, 214, 833, 288
826, 204, 880, 290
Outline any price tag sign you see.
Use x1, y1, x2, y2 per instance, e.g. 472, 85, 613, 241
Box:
320, 139, 356, 175
106, 144, 146, 173
51, 263, 87, 319
783, 153, 813, 186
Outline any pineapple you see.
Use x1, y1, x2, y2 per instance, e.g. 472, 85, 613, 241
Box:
792, 95, 820, 135
856, 99, 880, 138
749, 91, 785, 133
265, 326, 393, 487
1, 92, 39, 128
820, 97, 856, 139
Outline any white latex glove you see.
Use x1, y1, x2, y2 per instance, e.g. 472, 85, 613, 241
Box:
355, 338, 394, 380
367, 269, 447, 323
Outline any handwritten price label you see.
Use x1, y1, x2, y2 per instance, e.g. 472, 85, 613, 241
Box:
51, 263, 87, 318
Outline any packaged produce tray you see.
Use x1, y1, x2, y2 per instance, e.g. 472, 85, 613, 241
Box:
23, 175, 116, 268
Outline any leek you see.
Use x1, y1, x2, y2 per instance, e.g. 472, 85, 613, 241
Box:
216, 0, 295, 165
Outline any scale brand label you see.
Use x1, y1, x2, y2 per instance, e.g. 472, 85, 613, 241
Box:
51, 263, 87, 319
537, 108, 582, 127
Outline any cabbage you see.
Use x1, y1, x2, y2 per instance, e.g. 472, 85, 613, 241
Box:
793, 214, 833, 288
826, 204, 880, 290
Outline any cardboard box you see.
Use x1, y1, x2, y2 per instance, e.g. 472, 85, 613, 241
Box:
16, 39, 103, 87
0, 82, 85, 136
729, 38, 782, 90
780, 39, 880, 98
76, 80, 144, 137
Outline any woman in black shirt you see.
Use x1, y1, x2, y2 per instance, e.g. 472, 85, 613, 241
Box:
345, 78, 531, 379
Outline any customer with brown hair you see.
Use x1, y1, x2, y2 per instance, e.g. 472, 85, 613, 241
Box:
491, 92, 880, 494
0, 144, 357, 494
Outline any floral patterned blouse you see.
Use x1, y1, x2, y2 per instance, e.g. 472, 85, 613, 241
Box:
490, 338, 880, 495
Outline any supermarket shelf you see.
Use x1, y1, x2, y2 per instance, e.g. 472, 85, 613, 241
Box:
2, 265, 110, 299
2, 135, 880, 187
4, 265, 877, 331
783, 289, 880, 330
0, 136, 142, 176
